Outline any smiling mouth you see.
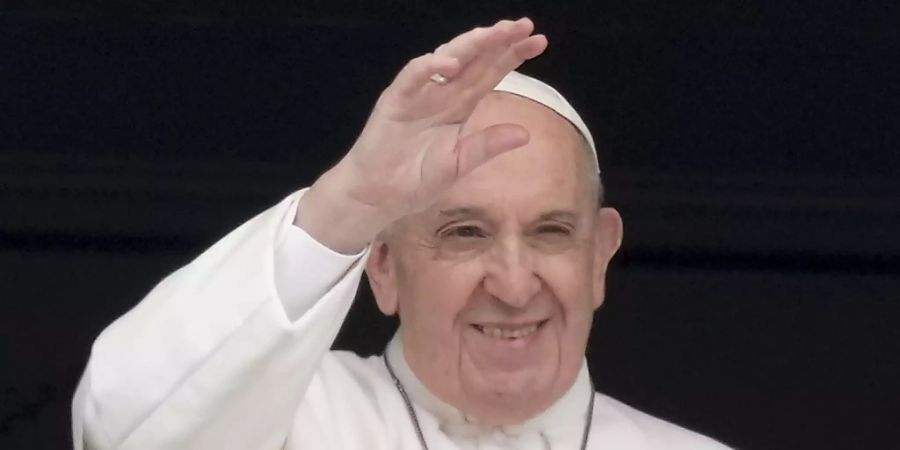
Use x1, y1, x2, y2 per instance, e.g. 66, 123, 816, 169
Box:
471, 320, 548, 339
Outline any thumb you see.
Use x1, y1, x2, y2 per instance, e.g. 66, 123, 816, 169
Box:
454, 123, 530, 178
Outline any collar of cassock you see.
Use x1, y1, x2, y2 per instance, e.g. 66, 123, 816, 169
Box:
385, 331, 593, 443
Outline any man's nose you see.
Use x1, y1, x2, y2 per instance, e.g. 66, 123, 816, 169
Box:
482, 239, 541, 308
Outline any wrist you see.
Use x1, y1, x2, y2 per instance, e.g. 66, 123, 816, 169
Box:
294, 165, 390, 255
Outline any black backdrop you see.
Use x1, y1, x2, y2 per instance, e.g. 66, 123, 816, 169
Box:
2, 1, 899, 449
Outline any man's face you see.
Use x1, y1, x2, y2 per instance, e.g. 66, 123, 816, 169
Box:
366, 93, 622, 424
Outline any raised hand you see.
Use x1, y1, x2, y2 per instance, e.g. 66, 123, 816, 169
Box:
297, 18, 547, 254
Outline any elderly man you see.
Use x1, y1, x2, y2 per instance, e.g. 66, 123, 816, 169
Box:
73, 18, 729, 449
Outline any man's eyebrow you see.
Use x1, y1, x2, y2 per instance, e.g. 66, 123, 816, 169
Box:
537, 210, 579, 223
437, 207, 579, 223
437, 207, 488, 220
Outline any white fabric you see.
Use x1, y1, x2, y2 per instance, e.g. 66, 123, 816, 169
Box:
494, 71, 599, 173
73, 189, 730, 449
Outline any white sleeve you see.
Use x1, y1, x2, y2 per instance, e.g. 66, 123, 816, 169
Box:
72, 189, 370, 450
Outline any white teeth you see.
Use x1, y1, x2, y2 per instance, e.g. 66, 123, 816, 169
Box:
476, 323, 539, 339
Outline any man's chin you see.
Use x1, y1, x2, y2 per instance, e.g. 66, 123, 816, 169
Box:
457, 365, 556, 424
472, 365, 541, 392
456, 326, 562, 422
458, 381, 554, 426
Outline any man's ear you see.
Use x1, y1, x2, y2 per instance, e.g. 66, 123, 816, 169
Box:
365, 238, 399, 316
591, 207, 624, 309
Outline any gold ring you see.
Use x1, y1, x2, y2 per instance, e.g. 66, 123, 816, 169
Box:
429, 73, 449, 85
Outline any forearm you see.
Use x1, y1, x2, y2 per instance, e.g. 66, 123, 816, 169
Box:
73, 191, 368, 449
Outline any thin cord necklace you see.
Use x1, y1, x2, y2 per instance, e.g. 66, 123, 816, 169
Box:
383, 353, 595, 449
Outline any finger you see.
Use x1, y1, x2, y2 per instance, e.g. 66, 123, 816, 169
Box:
499, 17, 536, 47
435, 18, 533, 68
451, 34, 548, 94
391, 53, 462, 97
481, 34, 548, 83
453, 123, 530, 177
510, 33, 548, 62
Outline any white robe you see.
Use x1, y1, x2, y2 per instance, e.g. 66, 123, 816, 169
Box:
72, 190, 731, 449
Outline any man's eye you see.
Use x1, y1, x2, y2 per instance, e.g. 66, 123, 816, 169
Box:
445, 225, 487, 238
536, 224, 572, 235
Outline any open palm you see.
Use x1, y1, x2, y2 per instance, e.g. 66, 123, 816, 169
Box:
341, 18, 548, 219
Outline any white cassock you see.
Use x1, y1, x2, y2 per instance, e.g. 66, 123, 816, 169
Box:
72, 190, 731, 450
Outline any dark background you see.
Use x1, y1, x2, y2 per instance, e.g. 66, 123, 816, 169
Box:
2, 1, 899, 449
